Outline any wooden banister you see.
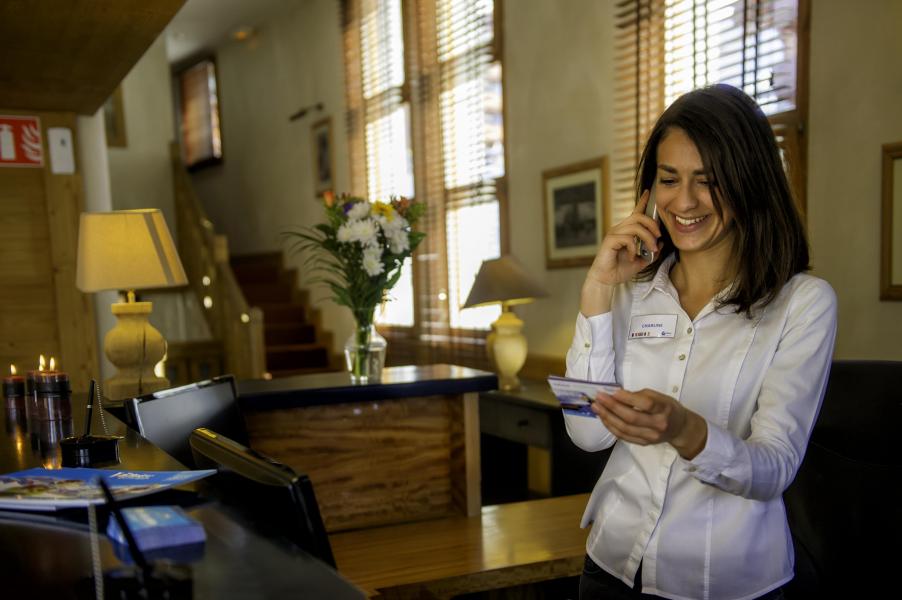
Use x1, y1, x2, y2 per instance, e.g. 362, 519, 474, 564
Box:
170, 142, 266, 379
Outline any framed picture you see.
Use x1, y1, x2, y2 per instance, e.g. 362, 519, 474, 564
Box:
542, 156, 610, 269
176, 57, 224, 171
311, 117, 334, 195
103, 86, 127, 148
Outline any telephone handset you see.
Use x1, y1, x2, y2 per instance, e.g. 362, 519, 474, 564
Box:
637, 188, 659, 262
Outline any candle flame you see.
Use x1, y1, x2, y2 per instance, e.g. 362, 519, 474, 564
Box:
10, 364, 16, 375
49, 357, 56, 371
39, 355, 46, 371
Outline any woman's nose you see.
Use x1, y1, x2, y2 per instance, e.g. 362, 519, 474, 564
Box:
671, 184, 698, 211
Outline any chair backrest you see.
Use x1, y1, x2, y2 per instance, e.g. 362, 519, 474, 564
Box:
784, 360, 902, 596
124, 375, 247, 467
189, 427, 335, 568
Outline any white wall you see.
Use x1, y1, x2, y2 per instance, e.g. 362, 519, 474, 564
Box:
504, 0, 615, 358
190, 0, 353, 353
108, 35, 178, 232
807, 0, 902, 360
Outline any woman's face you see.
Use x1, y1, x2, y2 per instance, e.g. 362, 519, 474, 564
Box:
654, 127, 735, 259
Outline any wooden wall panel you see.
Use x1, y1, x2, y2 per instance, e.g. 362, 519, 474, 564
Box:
244, 395, 469, 532
0, 109, 98, 390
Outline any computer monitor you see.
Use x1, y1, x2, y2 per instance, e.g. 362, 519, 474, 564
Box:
189, 427, 335, 568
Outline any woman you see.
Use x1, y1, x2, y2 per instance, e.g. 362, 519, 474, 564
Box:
566, 84, 836, 600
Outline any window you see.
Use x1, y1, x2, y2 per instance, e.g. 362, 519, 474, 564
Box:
614, 0, 807, 218
343, 0, 506, 362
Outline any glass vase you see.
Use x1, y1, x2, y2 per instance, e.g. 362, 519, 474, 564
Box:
343, 323, 387, 384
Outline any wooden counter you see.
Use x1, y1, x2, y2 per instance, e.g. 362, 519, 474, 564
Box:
238, 365, 497, 532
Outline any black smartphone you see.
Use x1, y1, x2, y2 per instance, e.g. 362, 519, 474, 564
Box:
637, 188, 658, 262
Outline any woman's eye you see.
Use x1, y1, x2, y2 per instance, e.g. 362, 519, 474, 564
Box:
697, 180, 712, 187
658, 178, 676, 185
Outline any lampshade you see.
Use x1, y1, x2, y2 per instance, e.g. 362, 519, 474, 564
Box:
463, 255, 549, 309
76, 209, 188, 293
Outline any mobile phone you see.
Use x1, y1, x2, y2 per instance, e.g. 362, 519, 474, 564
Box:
636, 188, 658, 262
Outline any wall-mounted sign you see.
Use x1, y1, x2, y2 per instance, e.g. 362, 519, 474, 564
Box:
0, 115, 44, 167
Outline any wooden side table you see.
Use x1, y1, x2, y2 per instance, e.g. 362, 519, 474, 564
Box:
480, 380, 612, 501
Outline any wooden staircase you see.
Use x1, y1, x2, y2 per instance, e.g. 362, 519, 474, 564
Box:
230, 253, 334, 378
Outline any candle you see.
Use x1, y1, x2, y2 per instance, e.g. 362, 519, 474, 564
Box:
35, 368, 71, 421
26, 354, 47, 397
3, 364, 25, 400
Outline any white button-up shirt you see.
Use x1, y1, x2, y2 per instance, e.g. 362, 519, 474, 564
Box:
565, 254, 837, 600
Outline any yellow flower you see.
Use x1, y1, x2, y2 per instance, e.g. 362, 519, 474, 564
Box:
323, 190, 335, 207
372, 201, 395, 222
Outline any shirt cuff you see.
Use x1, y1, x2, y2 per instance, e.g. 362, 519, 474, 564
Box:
575, 311, 613, 354
681, 419, 745, 489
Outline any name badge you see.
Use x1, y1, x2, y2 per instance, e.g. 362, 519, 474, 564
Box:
628, 314, 678, 339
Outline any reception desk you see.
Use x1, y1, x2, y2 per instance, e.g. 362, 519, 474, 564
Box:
238, 364, 497, 532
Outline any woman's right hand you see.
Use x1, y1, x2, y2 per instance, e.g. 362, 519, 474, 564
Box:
580, 190, 662, 316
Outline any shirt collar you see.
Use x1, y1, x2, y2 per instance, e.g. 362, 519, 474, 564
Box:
637, 253, 679, 300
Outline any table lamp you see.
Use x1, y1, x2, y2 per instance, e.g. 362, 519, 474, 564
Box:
463, 256, 548, 391
76, 209, 188, 401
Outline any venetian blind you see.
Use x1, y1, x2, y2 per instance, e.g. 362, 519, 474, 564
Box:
614, 0, 805, 215
343, 0, 416, 326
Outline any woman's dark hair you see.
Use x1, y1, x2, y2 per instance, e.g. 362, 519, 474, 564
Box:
636, 84, 809, 317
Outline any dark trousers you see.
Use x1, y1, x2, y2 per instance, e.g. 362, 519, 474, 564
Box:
579, 555, 786, 600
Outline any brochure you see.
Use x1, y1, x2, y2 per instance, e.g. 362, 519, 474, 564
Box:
0, 468, 216, 511
547, 375, 622, 418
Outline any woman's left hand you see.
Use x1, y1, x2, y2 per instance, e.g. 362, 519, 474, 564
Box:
592, 388, 708, 459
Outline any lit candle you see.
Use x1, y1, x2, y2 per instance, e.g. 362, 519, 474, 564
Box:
3, 364, 25, 400
25, 355, 47, 397
35, 360, 71, 421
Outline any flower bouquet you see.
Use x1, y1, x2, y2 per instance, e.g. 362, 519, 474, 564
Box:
286, 192, 425, 383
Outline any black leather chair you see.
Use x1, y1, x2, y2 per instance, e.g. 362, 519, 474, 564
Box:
784, 360, 902, 596
123, 375, 247, 467
190, 427, 336, 568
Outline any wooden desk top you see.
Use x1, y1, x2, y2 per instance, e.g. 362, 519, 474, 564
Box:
480, 379, 560, 411
239, 364, 497, 410
330, 494, 590, 598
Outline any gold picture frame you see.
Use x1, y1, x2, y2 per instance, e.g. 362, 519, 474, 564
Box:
542, 156, 610, 269
881, 141, 902, 300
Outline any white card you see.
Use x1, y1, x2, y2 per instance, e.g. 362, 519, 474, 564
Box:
628, 314, 678, 339
48, 127, 75, 174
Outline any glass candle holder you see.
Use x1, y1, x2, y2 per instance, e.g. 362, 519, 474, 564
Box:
35, 372, 71, 421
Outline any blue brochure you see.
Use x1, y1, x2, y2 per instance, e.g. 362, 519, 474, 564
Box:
107, 505, 206, 554
0, 467, 215, 511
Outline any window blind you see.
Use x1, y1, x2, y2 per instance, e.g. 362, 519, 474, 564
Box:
614, 0, 806, 215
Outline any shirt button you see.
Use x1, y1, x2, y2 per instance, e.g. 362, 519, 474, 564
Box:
584, 343, 590, 348
687, 466, 698, 473
672, 385, 679, 393
687, 327, 693, 334
678, 353, 686, 361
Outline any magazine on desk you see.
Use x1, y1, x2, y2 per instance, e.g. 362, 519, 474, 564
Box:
0, 468, 216, 511
547, 375, 621, 418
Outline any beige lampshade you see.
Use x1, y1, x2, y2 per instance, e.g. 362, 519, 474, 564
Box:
463, 255, 549, 309
76, 209, 188, 293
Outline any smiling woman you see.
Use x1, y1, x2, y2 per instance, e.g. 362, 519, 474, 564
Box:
565, 85, 837, 600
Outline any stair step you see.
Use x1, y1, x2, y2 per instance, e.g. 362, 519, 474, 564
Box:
265, 323, 317, 345
232, 263, 282, 284
266, 343, 330, 370
242, 282, 295, 304
258, 302, 307, 324
230, 252, 283, 268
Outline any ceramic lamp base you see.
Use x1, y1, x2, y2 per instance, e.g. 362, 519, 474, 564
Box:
487, 309, 528, 391
104, 300, 170, 401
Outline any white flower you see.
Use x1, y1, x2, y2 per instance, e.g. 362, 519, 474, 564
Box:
347, 218, 379, 246
362, 246, 384, 276
336, 223, 353, 243
379, 215, 408, 235
347, 202, 371, 220
388, 229, 410, 254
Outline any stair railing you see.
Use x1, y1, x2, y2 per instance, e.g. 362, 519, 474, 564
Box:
170, 142, 266, 379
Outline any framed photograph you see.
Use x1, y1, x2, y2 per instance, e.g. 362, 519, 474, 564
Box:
542, 156, 610, 269
103, 86, 127, 148
176, 57, 223, 171
311, 117, 334, 195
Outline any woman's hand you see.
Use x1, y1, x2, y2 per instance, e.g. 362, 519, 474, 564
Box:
591, 388, 708, 460
586, 190, 662, 287
580, 190, 662, 316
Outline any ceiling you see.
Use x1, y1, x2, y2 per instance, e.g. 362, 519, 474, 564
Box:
165, 0, 297, 65
0, 0, 185, 115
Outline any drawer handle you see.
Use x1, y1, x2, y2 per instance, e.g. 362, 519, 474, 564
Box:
516, 419, 530, 428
